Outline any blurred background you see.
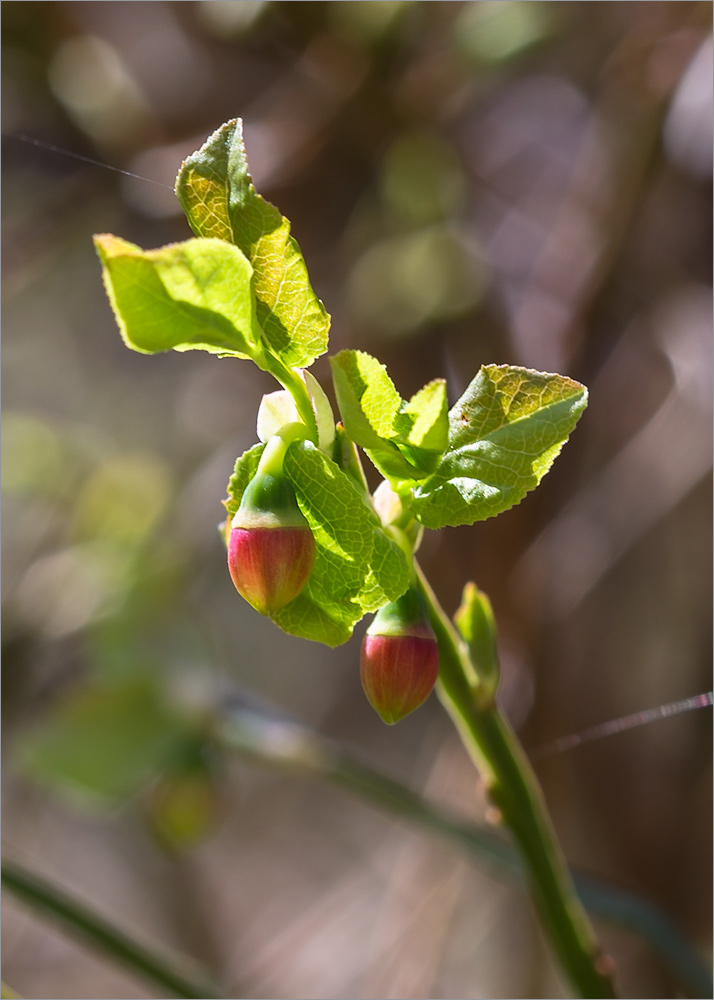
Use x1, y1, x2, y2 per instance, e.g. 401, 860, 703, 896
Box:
2, 2, 712, 998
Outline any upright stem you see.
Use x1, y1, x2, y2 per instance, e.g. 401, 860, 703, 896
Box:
416, 564, 617, 999
214, 698, 711, 999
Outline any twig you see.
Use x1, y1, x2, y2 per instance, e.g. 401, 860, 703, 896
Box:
1, 861, 225, 1000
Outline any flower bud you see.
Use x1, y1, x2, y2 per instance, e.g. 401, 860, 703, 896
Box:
361, 587, 439, 724
228, 456, 315, 617
147, 765, 220, 853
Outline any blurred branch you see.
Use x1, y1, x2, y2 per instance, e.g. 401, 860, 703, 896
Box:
215, 699, 712, 999
1, 984, 22, 999
1, 861, 225, 1000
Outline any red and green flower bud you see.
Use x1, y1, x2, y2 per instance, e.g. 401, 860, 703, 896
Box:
228, 432, 315, 617
361, 587, 439, 725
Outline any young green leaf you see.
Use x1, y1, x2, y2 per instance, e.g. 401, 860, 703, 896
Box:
95, 234, 264, 360
357, 527, 413, 614
411, 365, 588, 529
175, 119, 330, 369
224, 442, 266, 520
394, 379, 449, 476
281, 442, 409, 644
331, 424, 373, 497
394, 379, 449, 452
270, 587, 363, 648
331, 350, 403, 447
224, 439, 410, 645
330, 350, 449, 482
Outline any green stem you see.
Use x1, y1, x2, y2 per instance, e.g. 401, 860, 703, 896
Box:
256, 422, 310, 478
415, 563, 617, 999
214, 699, 711, 999
2, 861, 224, 999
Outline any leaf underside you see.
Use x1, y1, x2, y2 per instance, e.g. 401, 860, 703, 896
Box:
95, 234, 262, 359
175, 118, 330, 369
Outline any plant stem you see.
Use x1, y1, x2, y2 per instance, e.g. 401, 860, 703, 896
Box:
256, 422, 310, 478
215, 697, 711, 999
415, 563, 617, 999
2, 861, 224, 999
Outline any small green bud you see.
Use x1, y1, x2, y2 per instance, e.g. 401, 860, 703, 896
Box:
454, 582, 500, 698
257, 370, 335, 452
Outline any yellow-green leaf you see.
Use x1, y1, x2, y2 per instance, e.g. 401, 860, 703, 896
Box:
412, 365, 588, 528
175, 119, 330, 368
95, 234, 262, 359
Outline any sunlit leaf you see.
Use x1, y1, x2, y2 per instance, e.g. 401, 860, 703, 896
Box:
397, 379, 449, 452
412, 365, 588, 528
175, 119, 330, 368
331, 350, 449, 482
224, 442, 266, 521
95, 234, 262, 360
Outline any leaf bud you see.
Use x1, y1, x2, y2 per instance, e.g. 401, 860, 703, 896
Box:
361, 587, 439, 724
454, 582, 500, 700
228, 437, 315, 616
257, 370, 335, 452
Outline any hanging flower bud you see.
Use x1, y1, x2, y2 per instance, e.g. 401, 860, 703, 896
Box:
228, 432, 315, 617
361, 587, 439, 724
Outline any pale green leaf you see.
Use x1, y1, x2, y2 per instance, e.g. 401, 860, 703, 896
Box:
331, 350, 445, 482
282, 444, 409, 638
275, 442, 375, 645
20, 680, 188, 803
175, 119, 330, 368
357, 527, 411, 613
363, 442, 429, 482
454, 582, 500, 694
397, 379, 449, 451
412, 365, 588, 528
284, 442, 374, 602
330, 349, 402, 445
95, 234, 261, 359
270, 588, 363, 648
223, 442, 265, 520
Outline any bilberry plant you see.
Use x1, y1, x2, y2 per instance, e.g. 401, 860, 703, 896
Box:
95, 119, 616, 998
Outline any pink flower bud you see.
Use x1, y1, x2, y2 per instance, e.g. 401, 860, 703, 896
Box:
361, 588, 439, 724
228, 524, 315, 617
228, 444, 316, 616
